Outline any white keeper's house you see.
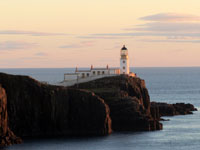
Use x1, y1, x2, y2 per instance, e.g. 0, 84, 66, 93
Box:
60, 45, 135, 86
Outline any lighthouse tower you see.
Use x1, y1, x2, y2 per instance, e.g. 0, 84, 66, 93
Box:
120, 45, 130, 74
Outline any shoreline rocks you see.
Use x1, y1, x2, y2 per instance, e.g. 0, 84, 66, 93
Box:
151, 102, 197, 118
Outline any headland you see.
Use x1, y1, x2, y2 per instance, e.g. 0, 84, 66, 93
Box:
0, 72, 197, 147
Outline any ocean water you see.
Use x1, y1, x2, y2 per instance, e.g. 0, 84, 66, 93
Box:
0, 67, 200, 150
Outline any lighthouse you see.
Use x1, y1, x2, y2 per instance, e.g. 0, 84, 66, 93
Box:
62, 44, 135, 86
120, 45, 130, 74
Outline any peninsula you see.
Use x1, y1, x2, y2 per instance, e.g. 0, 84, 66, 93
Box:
0, 72, 197, 146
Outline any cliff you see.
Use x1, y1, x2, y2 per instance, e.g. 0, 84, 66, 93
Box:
72, 75, 162, 131
0, 73, 197, 147
72, 75, 197, 130
0, 73, 112, 141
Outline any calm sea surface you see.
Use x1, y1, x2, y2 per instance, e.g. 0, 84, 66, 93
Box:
0, 67, 200, 150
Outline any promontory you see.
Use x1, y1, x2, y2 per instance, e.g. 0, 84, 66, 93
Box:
0, 73, 197, 146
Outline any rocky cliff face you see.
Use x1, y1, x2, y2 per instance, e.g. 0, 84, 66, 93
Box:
0, 73, 112, 141
0, 85, 22, 146
72, 75, 162, 131
0, 73, 197, 147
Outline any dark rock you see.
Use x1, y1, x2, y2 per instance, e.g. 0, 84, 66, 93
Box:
0, 73, 112, 139
151, 102, 197, 117
72, 75, 162, 131
0, 85, 22, 147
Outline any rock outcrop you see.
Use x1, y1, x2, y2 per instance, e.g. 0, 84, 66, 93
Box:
151, 102, 197, 117
72, 75, 163, 131
0, 85, 22, 146
0, 73, 112, 141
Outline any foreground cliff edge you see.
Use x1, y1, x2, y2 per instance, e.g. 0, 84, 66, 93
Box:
0, 73, 197, 146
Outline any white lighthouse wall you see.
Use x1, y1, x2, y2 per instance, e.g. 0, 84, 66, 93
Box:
120, 58, 130, 74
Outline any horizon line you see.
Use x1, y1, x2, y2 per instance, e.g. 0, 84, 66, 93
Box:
0, 66, 200, 69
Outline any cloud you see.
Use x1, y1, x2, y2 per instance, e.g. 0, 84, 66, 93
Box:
59, 41, 95, 49
0, 41, 38, 51
139, 13, 200, 22
80, 41, 95, 46
0, 30, 67, 36
131, 13, 200, 35
79, 13, 200, 43
78, 36, 124, 39
59, 44, 82, 49
35, 52, 48, 56
79, 32, 200, 38
125, 22, 200, 33
19, 57, 42, 60
139, 39, 200, 43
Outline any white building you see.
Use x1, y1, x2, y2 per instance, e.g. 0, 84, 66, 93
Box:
120, 45, 130, 74
64, 65, 120, 81
61, 45, 135, 86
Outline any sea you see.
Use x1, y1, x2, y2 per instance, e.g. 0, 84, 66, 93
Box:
0, 67, 200, 150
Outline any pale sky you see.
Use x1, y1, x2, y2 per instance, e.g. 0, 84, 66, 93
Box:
0, 0, 200, 68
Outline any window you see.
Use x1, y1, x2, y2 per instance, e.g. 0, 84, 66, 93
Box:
93, 71, 95, 75
102, 71, 105, 74
97, 71, 100, 75
87, 73, 90, 77
123, 66, 125, 69
82, 73, 85, 78
123, 60, 125, 63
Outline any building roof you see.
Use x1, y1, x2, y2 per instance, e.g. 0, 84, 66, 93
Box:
64, 73, 78, 75
109, 68, 120, 70
91, 68, 108, 70
76, 70, 91, 72
91, 68, 120, 70
75, 68, 120, 73
121, 45, 127, 50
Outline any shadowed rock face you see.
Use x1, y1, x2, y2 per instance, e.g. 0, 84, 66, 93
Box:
74, 75, 197, 130
0, 73, 112, 140
0, 85, 22, 146
0, 86, 7, 140
72, 75, 162, 131
151, 102, 197, 117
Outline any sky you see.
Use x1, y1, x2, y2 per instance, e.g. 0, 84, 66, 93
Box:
0, 0, 200, 68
